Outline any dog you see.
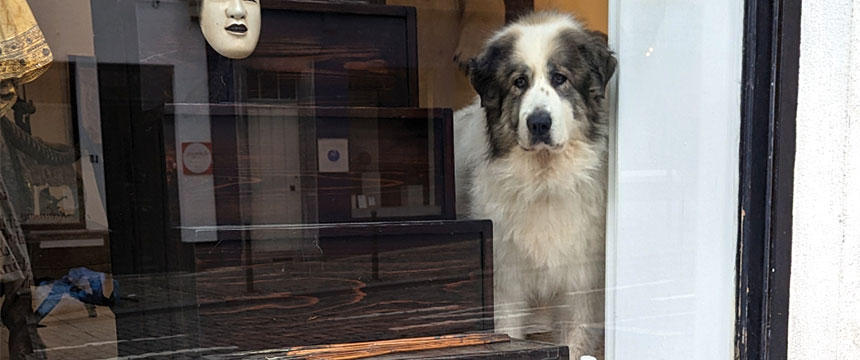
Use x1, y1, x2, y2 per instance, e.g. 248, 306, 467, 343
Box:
453, 12, 616, 357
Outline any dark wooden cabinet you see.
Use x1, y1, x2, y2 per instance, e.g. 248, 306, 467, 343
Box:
164, 104, 455, 229
199, 221, 491, 348
26, 229, 111, 280
112, 220, 493, 353
212, 0, 418, 107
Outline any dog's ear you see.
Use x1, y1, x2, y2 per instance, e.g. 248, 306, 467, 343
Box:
468, 56, 499, 108
578, 30, 617, 101
467, 36, 514, 109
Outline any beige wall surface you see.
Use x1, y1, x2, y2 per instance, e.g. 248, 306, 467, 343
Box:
789, 0, 860, 358
536, 0, 607, 33
389, 0, 608, 109
386, 0, 504, 109
21, 64, 74, 145
29, 0, 96, 61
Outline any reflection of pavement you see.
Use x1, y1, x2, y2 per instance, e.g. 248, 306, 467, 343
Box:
19, 239, 492, 359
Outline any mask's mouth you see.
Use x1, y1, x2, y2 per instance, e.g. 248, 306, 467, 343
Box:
225, 23, 248, 34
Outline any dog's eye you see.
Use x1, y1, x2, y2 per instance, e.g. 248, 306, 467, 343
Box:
513, 76, 528, 89
551, 73, 568, 86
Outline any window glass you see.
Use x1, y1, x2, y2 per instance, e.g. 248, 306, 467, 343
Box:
606, 1, 743, 358
0, 0, 740, 359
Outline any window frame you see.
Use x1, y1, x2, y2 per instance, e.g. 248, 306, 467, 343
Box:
735, 0, 801, 359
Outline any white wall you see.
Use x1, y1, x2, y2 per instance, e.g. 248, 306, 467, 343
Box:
789, 0, 860, 358
29, 0, 96, 61
607, 1, 743, 358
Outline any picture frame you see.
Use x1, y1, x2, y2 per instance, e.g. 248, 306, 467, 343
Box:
12, 58, 95, 230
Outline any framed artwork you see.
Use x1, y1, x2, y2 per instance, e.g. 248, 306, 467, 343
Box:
9, 58, 95, 230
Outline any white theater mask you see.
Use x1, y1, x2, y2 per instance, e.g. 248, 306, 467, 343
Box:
199, 0, 261, 59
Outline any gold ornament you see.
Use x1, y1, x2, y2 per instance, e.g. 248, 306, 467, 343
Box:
1, 0, 53, 84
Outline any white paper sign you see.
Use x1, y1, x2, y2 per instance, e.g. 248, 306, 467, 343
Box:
317, 138, 349, 173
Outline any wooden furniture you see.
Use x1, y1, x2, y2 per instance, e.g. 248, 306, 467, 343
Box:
205, 337, 570, 359
370, 339, 570, 359
211, 0, 418, 107
165, 104, 455, 228
264, 333, 512, 359
25, 229, 111, 279
117, 220, 494, 353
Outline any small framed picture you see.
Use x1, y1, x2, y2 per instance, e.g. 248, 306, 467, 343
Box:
317, 138, 349, 173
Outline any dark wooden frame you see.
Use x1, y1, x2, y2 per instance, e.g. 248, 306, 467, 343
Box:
208, 1, 419, 107
735, 0, 801, 359
166, 104, 456, 229
305, 106, 456, 223
263, 0, 419, 107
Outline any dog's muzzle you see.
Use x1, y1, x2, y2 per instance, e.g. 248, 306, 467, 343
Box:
526, 110, 552, 145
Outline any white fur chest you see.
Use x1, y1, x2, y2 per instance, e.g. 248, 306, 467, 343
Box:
471, 146, 607, 298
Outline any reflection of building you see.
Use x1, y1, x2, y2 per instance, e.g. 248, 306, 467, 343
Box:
12, 1, 499, 358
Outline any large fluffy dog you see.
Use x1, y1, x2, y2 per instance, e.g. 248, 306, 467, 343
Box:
454, 12, 616, 356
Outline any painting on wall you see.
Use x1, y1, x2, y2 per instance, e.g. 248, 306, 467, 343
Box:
3, 60, 90, 229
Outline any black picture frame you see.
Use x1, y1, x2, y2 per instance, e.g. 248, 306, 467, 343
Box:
735, 0, 801, 359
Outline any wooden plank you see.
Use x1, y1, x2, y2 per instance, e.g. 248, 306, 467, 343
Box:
276, 333, 510, 359
209, 339, 568, 360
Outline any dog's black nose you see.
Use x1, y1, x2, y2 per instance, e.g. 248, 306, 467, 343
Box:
526, 110, 552, 142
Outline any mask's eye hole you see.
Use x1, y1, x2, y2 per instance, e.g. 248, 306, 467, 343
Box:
514, 76, 528, 89
551, 73, 567, 86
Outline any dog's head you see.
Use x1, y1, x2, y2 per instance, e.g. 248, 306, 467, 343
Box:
468, 12, 616, 158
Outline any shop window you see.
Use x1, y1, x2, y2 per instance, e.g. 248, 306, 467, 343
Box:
0, 0, 775, 359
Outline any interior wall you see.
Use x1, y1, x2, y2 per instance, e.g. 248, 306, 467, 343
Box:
388, 0, 608, 110
535, 0, 608, 33
29, 0, 96, 61
21, 65, 73, 145
385, 0, 504, 109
